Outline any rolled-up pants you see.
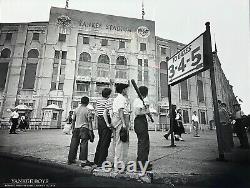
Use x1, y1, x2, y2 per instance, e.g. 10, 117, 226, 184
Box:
68, 127, 89, 162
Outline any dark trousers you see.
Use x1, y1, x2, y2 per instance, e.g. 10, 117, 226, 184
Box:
235, 119, 249, 148
164, 120, 178, 138
134, 115, 150, 165
10, 118, 18, 133
68, 127, 89, 162
94, 116, 112, 166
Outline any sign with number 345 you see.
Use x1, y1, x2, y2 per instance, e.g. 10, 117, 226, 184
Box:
168, 31, 211, 86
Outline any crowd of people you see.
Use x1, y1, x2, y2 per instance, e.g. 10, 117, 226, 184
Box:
8, 109, 29, 134
218, 101, 249, 152
163, 105, 200, 141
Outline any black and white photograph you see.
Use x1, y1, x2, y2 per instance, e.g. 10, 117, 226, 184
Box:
0, 0, 249, 187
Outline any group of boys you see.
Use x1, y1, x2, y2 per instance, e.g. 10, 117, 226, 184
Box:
67, 83, 152, 171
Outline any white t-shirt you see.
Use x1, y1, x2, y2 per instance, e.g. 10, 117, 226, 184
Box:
133, 98, 144, 109
11, 111, 19, 119
112, 93, 127, 113
192, 114, 199, 122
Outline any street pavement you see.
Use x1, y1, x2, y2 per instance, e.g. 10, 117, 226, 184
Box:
0, 128, 250, 187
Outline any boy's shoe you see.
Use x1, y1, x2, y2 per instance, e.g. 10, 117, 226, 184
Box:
146, 163, 153, 171
164, 134, 169, 140
81, 160, 94, 167
179, 137, 184, 141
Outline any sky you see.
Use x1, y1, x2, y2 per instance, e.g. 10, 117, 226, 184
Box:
0, 0, 249, 113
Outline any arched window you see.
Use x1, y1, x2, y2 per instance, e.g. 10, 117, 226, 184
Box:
160, 61, 168, 70
0, 48, 11, 58
180, 80, 188, 101
116, 56, 127, 66
79, 52, 91, 62
27, 49, 39, 58
197, 79, 204, 102
23, 49, 39, 89
98, 54, 110, 64
0, 62, 9, 91
160, 61, 168, 98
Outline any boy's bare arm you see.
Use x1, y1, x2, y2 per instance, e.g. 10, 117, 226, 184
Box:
118, 108, 126, 128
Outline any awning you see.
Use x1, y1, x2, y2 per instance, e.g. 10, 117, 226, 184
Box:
43, 104, 63, 111
14, 104, 32, 111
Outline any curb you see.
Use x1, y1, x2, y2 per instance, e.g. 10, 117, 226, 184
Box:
0, 152, 92, 176
0, 152, 222, 186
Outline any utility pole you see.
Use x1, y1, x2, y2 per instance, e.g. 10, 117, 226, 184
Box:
142, 1, 145, 19
65, 0, 69, 9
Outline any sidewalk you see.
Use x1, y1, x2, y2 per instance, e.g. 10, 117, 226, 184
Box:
0, 128, 250, 186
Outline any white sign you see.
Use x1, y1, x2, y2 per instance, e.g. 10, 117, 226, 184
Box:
168, 34, 204, 85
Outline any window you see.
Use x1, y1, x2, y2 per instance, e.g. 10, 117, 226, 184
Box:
0, 63, 9, 91
72, 101, 79, 109
58, 33, 66, 42
115, 70, 127, 79
144, 70, 148, 83
180, 80, 188, 101
182, 109, 189, 123
101, 39, 108, 46
52, 63, 58, 76
161, 47, 166, 55
197, 80, 204, 102
138, 59, 142, 67
23, 49, 39, 89
78, 66, 91, 77
52, 113, 58, 120
0, 48, 11, 58
83, 37, 89, 44
160, 61, 168, 98
98, 54, 110, 64
51, 50, 66, 90
119, 41, 125, 49
50, 82, 56, 90
116, 56, 127, 65
140, 43, 146, 51
144, 59, 148, 67
197, 72, 202, 78
23, 63, 37, 89
27, 49, 39, 58
32, 33, 39, 41
97, 68, 109, 77
58, 83, 64, 90
138, 59, 142, 81
96, 83, 109, 93
138, 70, 142, 81
54, 50, 60, 59
79, 52, 91, 62
47, 100, 62, 108
76, 81, 89, 92
199, 111, 207, 124
59, 64, 65, 91
62, 51, 67, 59
5, 33, 12, 42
